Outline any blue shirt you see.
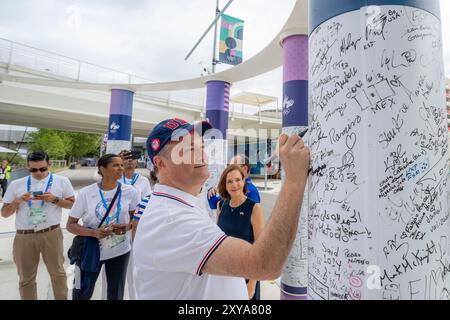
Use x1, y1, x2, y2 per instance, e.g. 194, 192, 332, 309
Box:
207, 177, 260, 210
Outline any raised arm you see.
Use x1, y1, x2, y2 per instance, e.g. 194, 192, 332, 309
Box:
202, 133, 309, 280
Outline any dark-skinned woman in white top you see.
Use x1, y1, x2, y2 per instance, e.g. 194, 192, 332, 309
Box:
67, 154, 140, 300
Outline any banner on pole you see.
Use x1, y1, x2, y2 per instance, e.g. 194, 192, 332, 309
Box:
219, 14, 244, 65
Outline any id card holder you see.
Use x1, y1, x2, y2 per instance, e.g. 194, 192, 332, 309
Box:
110, 234, 126, 248
28, 207, 47, 226
0, 173, 5, 179
100, 236, 112, 250
100, 234, 125, 249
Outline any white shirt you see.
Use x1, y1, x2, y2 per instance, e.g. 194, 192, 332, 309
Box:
121, 173, 152, 199
3, 173, 75, 230
69, 182, 140, 261
133, 184, 248, 300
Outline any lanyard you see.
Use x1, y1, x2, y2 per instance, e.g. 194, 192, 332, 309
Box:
99, 181, 122, 225
27, 173, 53, 208
123, 173, 139, 186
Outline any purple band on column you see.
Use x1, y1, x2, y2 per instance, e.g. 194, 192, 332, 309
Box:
283, 35, 308, 83
206, 81, 230, 111
206, 81, 230, 137
110, 89, 134, 116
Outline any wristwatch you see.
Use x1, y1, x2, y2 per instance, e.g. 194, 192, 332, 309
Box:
51, 196, 60, 204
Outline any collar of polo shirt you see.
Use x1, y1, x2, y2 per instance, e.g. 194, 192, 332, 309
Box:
152, 184, 199, 208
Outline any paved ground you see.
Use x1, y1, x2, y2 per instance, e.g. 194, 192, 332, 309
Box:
0, 168, 282, 300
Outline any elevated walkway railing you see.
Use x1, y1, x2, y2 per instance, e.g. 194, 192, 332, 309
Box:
0, 38, 281, 121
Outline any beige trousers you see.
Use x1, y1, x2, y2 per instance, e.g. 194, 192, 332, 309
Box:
13, 226, 68, 300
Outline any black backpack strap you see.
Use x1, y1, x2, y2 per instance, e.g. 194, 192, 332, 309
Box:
97, 183, 122, 228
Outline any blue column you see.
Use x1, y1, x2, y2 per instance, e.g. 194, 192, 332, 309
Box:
280, 34, 309, 300
106, 89, 134, 155
308, 0, 448, 300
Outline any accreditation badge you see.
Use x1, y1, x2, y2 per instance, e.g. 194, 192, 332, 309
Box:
28, 207, 47, 226
100, 233, 126, 249
28, 207, 47, 231
110, 233, 126, 247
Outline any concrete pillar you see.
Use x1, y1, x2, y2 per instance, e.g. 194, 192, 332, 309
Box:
279, 33, 309, 300
106, 89, 134, 155
203, 80, 231, 220
308, 0, 449, 300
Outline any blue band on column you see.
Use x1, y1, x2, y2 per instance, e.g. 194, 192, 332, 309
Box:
108, 114, 132, 141
310, 0, 441, 33
206, 110, 228, 138
282, 80, 308, 128
281, 283, 308, 295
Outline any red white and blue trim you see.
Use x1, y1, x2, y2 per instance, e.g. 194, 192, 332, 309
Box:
152, 192, 194, 208
196, 234, 228, 276
133, 195, 151, 221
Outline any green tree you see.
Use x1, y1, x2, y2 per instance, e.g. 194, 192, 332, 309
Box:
0, 152, 26, 166
64, 131, 102, 160
27, 129, 101, 160
28, 129, 69, 159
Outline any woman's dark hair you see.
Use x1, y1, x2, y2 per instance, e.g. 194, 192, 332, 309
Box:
218, 165, 248, 200
27, 151, 49, 163
97, 153, 120, 176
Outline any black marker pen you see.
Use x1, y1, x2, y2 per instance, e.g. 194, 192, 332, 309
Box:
298, 128, 308, 138
264, 128, 309, 166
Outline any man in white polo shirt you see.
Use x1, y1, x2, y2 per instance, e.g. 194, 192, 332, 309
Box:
133, 118, 309, 299
1, 151, 75, 300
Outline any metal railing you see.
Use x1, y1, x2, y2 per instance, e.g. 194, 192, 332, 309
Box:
49, 160, 67, 168
0, 37, 282, 120
230, 102, 281, 121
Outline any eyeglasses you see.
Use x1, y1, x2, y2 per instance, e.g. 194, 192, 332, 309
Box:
28, 167, 48, 173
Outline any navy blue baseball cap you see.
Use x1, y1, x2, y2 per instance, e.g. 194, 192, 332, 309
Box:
146, 118, 212, 164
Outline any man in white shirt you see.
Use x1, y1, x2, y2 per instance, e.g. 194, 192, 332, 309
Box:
119, 149, 152, 199
133, 118, 309, 299
1, 151, 75, 300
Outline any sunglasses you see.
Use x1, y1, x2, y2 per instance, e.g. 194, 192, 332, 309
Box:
29, 167, 49, 173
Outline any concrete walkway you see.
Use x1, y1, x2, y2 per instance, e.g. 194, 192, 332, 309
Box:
0, 168, 283, 300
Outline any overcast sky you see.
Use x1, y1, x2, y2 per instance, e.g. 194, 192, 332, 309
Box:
0, 0, 449, 104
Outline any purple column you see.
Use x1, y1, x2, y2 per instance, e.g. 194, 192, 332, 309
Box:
205, 80, 230, 138
280, 34, 309, 300
106, 89, 134, 155
203, 80, 230, 220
